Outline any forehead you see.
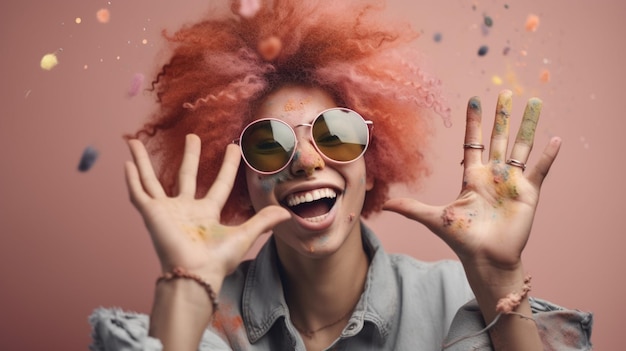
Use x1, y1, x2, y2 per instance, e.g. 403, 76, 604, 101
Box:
254, 85, 337, 123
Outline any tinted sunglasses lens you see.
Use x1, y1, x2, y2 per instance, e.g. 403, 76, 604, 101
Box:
313, 109, 369, 162
241, 120, 295, 173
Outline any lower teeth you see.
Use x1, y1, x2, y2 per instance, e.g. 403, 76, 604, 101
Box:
305, 213, 328, 223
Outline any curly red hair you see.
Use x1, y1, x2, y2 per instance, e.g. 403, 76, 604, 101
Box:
131, 0, 450, 224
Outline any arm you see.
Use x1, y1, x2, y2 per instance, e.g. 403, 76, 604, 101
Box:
125, 135, 290, 350
384, 90, 560, 350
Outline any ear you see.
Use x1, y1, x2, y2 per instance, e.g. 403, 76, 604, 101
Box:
365, 174, 374, 191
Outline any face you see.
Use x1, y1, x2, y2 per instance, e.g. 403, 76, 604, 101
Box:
245, 84, 373, 259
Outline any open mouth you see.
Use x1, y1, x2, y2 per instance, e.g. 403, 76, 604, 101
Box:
283, 188, 338, 222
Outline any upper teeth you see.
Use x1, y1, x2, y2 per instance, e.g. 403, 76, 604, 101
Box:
286, 188, 337, 207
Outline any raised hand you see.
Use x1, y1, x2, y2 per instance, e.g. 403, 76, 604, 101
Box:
125, 134, 290, 284
383, 90, 561, 270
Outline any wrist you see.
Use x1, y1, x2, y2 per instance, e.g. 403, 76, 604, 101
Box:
462, 257, 525, 292
156, 267, 222, 312
149, 276, 222, 347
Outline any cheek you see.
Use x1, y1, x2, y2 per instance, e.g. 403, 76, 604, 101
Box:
245, 169, 291, 208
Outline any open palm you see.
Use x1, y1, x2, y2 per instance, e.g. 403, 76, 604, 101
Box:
384, 90, 561, 269
125, 134, 290, 281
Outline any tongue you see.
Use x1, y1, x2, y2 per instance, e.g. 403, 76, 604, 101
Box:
291, 200, 331, 219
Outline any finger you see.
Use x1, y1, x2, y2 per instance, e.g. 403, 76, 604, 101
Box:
383, 198, 441, 229
234, 205, 291, 251
527, 136, 561, 188
462, 97, 485, 167
177, 134, 201, 197
127, 139, 167, 198
489, 90, 513, 164
124, 160, 150, 207
509, 98, 542, 165
203, 143, 242, 208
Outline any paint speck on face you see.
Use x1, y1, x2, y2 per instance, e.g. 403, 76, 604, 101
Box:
292, 145, 324, 176
283, 97, 312, 111
318, 235, 330, 246
259, 177, 274, 193
348, 213, 355, 222
259, 171, 291, 193
433, 32, 442, 42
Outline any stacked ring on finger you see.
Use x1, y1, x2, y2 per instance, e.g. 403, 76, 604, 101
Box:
463, 143, 485, 150
506, 158, 526, 171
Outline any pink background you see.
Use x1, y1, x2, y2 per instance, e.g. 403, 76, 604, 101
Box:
1, 0, 623, 349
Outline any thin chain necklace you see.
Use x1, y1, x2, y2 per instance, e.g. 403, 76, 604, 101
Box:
291, 309, 354, 339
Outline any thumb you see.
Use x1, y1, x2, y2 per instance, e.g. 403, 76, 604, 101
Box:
238, 205, 291, 246
383, 198, 442, 229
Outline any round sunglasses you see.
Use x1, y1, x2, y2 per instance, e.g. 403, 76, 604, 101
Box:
235, 108, 373, 174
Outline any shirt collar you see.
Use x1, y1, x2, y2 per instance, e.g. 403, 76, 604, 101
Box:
242, 222, 398, 343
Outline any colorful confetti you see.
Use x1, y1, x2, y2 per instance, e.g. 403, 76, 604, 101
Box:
525, 14, 540, 32
40, 53, 59, 71
238, 0, 261, 18
484, 15, 493, 27
128, 73, 145, 97
539, 69, 551, 83
78, 146, 99, 172
75, 17, 82, 24
96, 8, 111, 24
257, 36, 282, 61
491, 75, 503, 85
477, 45, 489, 56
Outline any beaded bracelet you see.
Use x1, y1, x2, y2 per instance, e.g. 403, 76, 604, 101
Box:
442, 274, 535, 349
156, 267, 219, 313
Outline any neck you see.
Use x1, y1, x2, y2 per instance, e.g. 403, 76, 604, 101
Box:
276, 227, 370, 336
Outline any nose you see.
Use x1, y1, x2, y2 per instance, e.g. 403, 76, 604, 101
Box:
289, 137, 325, 177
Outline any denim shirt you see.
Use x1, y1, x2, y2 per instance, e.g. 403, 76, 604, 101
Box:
90, 223, 593, 350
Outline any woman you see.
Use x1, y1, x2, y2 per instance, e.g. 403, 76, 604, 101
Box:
90, 0, 592, 350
